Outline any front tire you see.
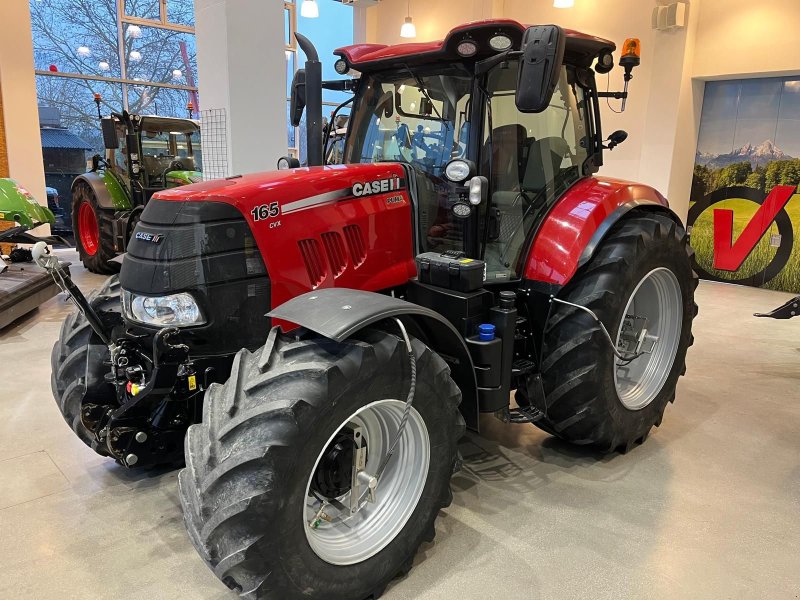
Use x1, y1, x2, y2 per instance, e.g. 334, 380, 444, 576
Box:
521, 212, 698, 453
179, 327, 464, 599
72, 182, 119, 275
50, 276, 120, 454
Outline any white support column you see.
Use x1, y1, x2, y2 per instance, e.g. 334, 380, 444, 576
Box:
0, 1, 47, 204
195, 0, 287, 176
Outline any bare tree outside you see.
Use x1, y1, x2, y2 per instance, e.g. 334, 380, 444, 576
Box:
30, 0, 197, 153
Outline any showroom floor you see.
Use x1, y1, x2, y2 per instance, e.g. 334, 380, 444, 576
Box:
0, 249, 798, 599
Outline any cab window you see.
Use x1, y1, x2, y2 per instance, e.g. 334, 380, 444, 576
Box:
482, 64, 587, 281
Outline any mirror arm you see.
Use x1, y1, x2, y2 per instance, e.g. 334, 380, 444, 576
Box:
597, 91, 628, 99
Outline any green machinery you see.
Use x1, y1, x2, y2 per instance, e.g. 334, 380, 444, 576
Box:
0, 179, 66, 328
72, 97, 203, 274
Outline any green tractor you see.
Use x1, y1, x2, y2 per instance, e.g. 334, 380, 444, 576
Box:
72, 98, 203, 274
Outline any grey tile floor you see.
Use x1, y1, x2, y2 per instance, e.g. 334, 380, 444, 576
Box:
0, 249, 797, 599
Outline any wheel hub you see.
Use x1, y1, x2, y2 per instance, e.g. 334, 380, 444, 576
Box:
614, 267, 683, 410
311, 429, 368, 499
303, 399, 430, 566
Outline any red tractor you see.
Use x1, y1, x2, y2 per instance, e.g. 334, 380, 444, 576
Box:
40, 20, 697, 600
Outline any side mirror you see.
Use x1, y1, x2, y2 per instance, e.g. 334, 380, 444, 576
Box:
100, 117, 119, 149
290, 68, 307, 127
516, 25, 565, 114
606, 130, 628, 150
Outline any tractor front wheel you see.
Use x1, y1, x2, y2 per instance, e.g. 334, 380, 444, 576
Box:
50, 276, 120, 454
72, 182, 119, 274
521, 212, 698, 453
179, 327, 464, 600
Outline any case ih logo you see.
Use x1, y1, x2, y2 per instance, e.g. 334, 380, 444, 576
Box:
135, 232, 163, 244
687, 184, 797, 286
352, 177, 402, 197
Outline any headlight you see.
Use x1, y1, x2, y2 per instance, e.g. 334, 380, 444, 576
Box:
122, 290, 205, 327
444, 159, 475, 183
489, 35, 512, 51
456, 40, 478, 57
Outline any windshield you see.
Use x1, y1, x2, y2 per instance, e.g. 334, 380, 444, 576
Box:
139, 128, 202, 182
344, 67, 473, 178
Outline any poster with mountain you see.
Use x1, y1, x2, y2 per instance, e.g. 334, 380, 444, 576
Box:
688, 77, 800, 293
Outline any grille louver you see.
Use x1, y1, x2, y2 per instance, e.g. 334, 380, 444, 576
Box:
298, 238, 326, 287
343, 224, 367, 268
321, 231, 348, 278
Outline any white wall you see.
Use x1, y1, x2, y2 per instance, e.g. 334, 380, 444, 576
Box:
0, 0, 47, 205
195, 0, 287, 175
693, 0, 800, 80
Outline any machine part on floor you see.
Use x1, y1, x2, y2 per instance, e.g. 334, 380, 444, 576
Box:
46, 19, 697, 599
71, 103, 202, 274
0, 178, 57, 229
754, 295, 800, 319
179, 328, 464, 599
9, 247, 33, 263
0, 182, 69, 328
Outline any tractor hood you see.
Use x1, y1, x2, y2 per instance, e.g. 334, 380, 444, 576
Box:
146, 163, 417, 308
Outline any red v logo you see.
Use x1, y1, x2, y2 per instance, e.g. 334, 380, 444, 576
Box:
713, 185, 797, 271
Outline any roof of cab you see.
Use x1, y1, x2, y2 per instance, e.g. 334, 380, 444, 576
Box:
334, 19, 615, 72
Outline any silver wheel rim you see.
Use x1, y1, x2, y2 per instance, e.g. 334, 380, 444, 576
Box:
303, 399, 430, 565
614, 267, 683, 410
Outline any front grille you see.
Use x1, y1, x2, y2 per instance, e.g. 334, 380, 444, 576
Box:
120, 199, 271, 354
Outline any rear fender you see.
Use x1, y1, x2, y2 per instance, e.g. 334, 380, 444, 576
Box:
523, 176, 680, 288
268, 288, 479, 431
73, 171, 131, 210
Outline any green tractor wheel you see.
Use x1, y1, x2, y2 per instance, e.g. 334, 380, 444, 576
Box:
72, 182, 119, 275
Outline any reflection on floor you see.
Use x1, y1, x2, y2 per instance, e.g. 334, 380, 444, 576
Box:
0, 249, 798, 599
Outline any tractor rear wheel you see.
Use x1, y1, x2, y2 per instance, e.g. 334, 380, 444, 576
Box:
521, 212, 698, 453
50, 275, 120, 454
179, 327, 464, 600
72, 182, 119, 275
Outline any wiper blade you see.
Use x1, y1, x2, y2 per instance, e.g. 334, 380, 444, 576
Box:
402, 64, 451, 130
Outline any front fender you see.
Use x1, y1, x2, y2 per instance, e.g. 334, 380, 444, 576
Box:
523, 176, 679, 287
268, 288, 479, 431
73, 170, 131, 210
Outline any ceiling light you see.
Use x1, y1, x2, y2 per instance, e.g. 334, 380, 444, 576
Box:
300, 0, 319, 18
554, 0, 574, 7
130, 50, 142, 62
172, 69, 183, 80
400, 16, 416, 39
98, 61, 110, 71
76, 46, 91, 57
127, 25, 142, 38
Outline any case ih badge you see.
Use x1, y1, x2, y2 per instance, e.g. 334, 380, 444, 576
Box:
352, 176, 402, 197
134, 231, 163, 243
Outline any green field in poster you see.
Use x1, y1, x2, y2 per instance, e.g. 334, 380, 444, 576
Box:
689, 194, 800, 293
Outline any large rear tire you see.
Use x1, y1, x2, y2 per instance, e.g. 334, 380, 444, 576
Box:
72, 182, 119, 275
179, 327, 464, 600
50, 276, 120, 455
521, 212, 698, 453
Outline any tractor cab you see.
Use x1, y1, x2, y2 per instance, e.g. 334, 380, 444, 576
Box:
290, 20, 631, 282
101, 114, 203, 199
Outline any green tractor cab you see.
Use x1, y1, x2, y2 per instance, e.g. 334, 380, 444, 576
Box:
72, 109, 203, 274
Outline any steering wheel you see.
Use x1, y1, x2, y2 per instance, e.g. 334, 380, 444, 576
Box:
162, 160, 186, 186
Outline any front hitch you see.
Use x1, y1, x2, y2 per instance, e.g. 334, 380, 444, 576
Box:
32, 241, 113, 346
